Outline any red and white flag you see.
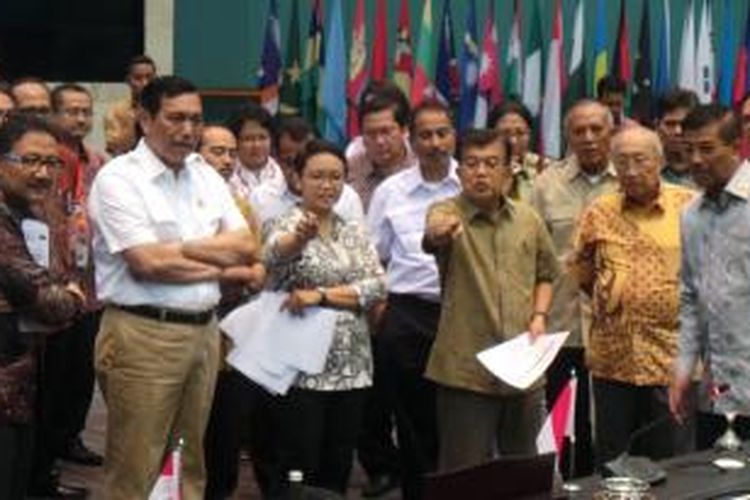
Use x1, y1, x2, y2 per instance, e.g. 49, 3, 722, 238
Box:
541, 0, 565, 159
536, 374, 577, 457
148, 441, 183, 500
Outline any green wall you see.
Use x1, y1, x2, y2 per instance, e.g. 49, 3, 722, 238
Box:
175, 0, 747, 95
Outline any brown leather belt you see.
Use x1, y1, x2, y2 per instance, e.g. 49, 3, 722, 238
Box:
112, 304, 215, 325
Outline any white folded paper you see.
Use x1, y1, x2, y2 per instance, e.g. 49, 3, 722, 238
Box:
220, 291, 338, 395
476, 331, 570, 390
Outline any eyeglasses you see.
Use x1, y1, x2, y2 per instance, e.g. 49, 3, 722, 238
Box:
3, 153, 64, 170
462, 155, 505, 171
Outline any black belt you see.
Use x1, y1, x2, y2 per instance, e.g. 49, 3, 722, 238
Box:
112, 304, 215, 325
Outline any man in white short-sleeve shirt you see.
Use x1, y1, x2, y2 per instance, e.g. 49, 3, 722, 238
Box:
88, 76, 258, 500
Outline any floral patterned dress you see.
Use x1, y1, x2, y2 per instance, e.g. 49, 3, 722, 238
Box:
264, 207, 386, 391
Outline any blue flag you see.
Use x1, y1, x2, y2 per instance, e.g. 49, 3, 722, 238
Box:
435, 0, 458, 107
654, 0, 671, 95
257, 0, 282, 114
718, 0, 735, 104
321, 0, 346, 145
458, 0, 478, 131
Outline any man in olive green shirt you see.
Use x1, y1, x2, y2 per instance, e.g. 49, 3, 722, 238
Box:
423, 129, 559, 471
531, 99, 618, 476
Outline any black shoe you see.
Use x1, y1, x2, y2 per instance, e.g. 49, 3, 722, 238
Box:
61, 437, 104, 467
362, 474, 398, 498
27, 481, 90, 498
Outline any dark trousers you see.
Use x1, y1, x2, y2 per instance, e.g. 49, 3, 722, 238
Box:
277, 388, 366, 494
0, 423, 34, 500
30, 312, 98, 486
379, 293, 440, 500
545, 347, 594, 477
593, 378, 676, 467
436, 385, 545, 471
356, 336, 399, 480
204, 371, 282, 500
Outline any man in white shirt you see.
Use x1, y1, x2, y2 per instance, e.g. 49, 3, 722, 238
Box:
227, 103, 285, 202
367, 99, 460, 500
88, 76, 259, 500
250, 115, 364, 229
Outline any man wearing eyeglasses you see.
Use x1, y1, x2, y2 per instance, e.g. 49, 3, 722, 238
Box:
569, 126, 695, 466
422, 128, 559, 471
88, 76, 259, 499
22, 84, 108, 477
0, 114, 85, 499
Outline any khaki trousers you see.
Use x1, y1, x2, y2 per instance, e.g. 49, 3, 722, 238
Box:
95, 307, 219, 500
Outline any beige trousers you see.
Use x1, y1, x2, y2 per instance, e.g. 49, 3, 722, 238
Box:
95, 307, 220, 500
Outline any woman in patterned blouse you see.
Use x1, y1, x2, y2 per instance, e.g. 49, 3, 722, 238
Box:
264, 139, 386, 494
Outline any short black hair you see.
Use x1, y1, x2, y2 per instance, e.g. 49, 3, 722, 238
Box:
51, 83, 91, 113
410, 98, 452, 137
127, 55, 156, 75
487, 99, 534, 130
457, 128, 504, 161
358, 80, 411, 128
656, 88, 699, 120
139, 76, 198, 116
0, 113, 59, 156
682, 103, 740, 145
227, 102, 273, 139
273, 114, 314, 152
597, 75, 627, 98
294, 138, 347, 176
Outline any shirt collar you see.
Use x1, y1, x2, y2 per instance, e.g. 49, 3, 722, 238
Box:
723, 160, 750, 201
620, 183, 668, 213
405, 158, 460, 195
133, 139, 200, 180
459, 193, 516, 222
563, 155, 617, 182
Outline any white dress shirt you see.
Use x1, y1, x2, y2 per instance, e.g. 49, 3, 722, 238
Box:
89, 140, 248, 311
250, 180, 365, 231
367, 160, 460, 301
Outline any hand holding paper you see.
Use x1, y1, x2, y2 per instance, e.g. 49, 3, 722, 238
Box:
476, 331, 569, 390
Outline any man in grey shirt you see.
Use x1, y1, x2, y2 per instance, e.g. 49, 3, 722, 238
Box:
671, 104, 750, 436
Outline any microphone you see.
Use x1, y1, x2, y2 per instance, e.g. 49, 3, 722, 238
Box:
601, 414, 671, 485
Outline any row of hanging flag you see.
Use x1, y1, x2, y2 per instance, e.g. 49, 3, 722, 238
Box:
255, 0, 743, 159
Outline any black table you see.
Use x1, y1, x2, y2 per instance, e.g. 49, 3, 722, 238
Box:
560, 449, 750, 499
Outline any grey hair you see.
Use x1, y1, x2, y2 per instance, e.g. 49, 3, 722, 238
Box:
611, 125, 664, 159
563, 99, 614, 138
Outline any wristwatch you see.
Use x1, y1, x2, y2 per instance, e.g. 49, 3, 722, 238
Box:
317, 287, 329, 307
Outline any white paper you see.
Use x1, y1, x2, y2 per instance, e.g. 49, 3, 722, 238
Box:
21, 219, 49, 268
476, 331, 570, 390
219, 291, 339, 395
18, 219, 55, 332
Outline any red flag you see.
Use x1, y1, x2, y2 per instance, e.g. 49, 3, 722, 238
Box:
612, 0, 632, 82
732, 6, 750, 105
473, 2, 501, 127
393, 0, 413, 98
148, 441, 183, 500
371, 0, 388, 80
347, 0, 367, 137
536, 375, 577, 456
